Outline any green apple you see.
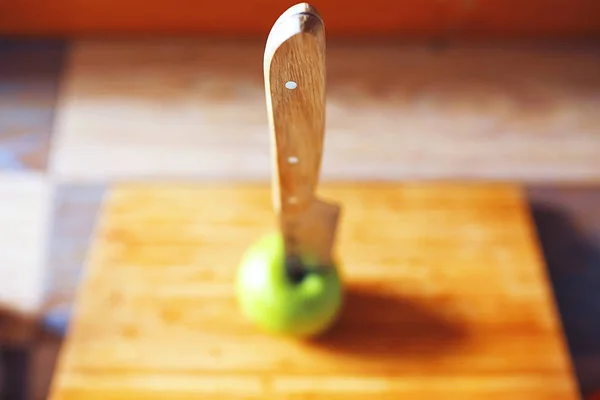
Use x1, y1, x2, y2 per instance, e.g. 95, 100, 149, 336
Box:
235, 232, 343, 338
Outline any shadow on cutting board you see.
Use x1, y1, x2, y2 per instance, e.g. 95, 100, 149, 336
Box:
309, 284, 467, 361
530, 199, 600, 399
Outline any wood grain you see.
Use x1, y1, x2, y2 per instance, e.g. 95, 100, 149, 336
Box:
50, 40, 600, 183
265, 3, 326, 213
1, 0, 600, 37
49, 183, 578, 399
264, 4, 339, 266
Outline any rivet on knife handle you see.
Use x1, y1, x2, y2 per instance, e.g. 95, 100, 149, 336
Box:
264, 3, 340, 266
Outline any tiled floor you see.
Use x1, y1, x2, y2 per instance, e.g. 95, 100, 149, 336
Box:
1, 38, 600, 399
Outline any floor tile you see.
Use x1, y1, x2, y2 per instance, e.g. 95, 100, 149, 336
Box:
0, 40, 66, 171
51, 40, 600, 182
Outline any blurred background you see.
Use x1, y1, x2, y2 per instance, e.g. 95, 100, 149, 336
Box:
1, 0, 600, 399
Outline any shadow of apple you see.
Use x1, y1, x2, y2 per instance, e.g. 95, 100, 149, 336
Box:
307, 284, 468, 361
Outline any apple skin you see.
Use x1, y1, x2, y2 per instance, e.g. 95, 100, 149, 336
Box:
236, 232, 343, 338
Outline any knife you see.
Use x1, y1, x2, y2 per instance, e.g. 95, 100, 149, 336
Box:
264, 3, 340, 270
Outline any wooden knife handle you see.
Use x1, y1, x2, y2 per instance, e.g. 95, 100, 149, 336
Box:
264, 3, 326, 217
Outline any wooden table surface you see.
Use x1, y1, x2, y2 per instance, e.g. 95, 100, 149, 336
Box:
49, 183, 578, 399
50, 41, 600, 183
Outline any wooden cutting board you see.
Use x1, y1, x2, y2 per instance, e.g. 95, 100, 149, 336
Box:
49, 183, 578, 399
